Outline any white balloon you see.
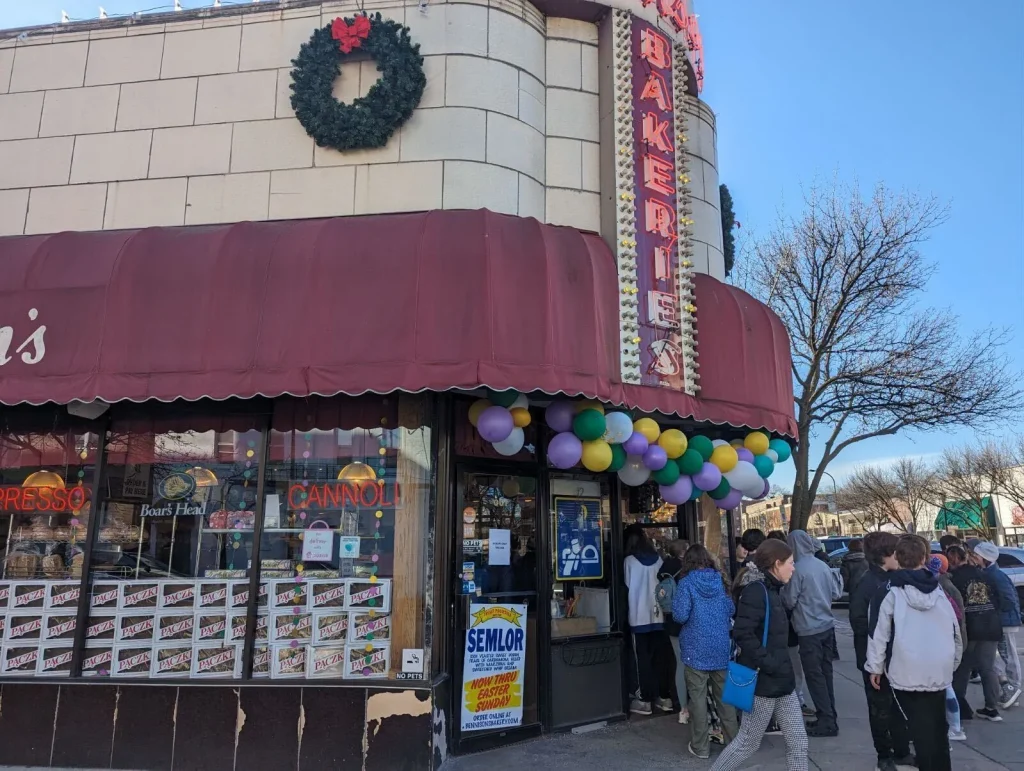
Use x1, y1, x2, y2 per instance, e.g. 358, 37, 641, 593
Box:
492, 427, 525, 456
510, 393, 530, 411
765, 449, 779, 463
603, 412, 634, 444
712, 439, 729, 447
742, 477, 767, 498
617, 455, 651, 486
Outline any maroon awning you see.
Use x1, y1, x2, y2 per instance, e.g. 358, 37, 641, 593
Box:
0, 210, 795, 436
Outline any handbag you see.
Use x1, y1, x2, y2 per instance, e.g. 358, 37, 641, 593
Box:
722, 582, 770, 713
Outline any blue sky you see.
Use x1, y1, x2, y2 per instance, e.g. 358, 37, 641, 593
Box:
3, 0, 1022, 492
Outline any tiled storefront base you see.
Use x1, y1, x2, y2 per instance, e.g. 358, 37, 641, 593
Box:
0, 680, 447, 771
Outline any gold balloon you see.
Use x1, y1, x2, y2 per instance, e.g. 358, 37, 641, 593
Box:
710, 444, 739, 473
575, 399, 605, 415
510, 407, 532, 428
468, 398, 492, 427
658, 429, 688, 459
743, 432, 770, 455
581, 440, 613, 472
633, 417, 661, 443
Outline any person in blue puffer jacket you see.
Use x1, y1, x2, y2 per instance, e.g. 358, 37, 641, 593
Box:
673, 544, 740, 759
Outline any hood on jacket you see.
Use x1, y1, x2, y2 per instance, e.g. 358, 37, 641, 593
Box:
788, 530, 818, 559
685, 568, 727, 598
889, 568, 941, 611
738, 563, 766, 588
843, 551, 867, 564
633, 552, 660, 566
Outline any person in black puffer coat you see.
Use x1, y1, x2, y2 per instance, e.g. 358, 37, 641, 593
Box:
710, 539, 809, 771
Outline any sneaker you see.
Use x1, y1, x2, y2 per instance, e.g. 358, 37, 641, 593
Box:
894, 755, 917, 770
998, 686, 1022, 709
677, 708, 690, 724
709, 728, 725, 745
975, 707, 1003, 722
875, 760, 898, 771
629, 699, 652, 716
687, 742, 710, 760
807, 723, 839, 737
653, 697, 673, 712
948, 729, 967, 741
801, 704, 816, 718
970, 673, 982, 684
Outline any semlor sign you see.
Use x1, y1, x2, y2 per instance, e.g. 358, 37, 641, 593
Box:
631, 19, 685, 390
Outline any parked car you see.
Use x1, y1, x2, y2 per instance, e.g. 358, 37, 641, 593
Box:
820, 537, 852, 554
996, 547, 1024, 606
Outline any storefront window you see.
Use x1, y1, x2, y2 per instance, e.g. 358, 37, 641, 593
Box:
259, 395, 432, 681
82, 402, 262, 679
549, 475, 613, 639
0, 412, 99, 677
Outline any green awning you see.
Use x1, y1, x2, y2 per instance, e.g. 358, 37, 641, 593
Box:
935, 497, 997, 530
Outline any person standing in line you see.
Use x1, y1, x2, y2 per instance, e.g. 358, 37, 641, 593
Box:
624, 526, 673, 715
866, 535, 962, 771
929, 553, 968, 741
783, 531, 843, 737
765, 530, 814, 718
659, 539, 690, 723
972, 541, 1022, 708
710, 539, 809, 771
948, 544, 1005, 721
841, 538, 869, 596
672, 544, 739, 759
849, 531, 914, 771
938, 534, 962, 553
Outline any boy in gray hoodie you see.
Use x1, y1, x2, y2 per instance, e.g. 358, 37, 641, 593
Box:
783, 530, 843, 736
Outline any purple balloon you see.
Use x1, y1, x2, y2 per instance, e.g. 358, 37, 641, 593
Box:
716, 489, 744, 510
659, 476, 694, 505
692, 462, 723, 491
642, 445, 668, 471
736, 448, 755, 464
623, 431, 649, 456
547, 431, 583, 469
756, 479, 771, 500
545, 401, 575, 433
477, 406, 514, 443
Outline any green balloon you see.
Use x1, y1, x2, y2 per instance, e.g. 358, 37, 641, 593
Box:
753, 454, 775, 478
608, 444, 627, 472
689, 486, 703, 501
652, 462, 680, 486
487, 389, 519, 408
573, 409, 607, 441
677, 449, 704, 476
708, 478, 731, 500
689, 435, 714, 462
768, 438, 792, 463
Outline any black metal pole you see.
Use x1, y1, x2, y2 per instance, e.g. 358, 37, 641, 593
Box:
240, 414, 272, 679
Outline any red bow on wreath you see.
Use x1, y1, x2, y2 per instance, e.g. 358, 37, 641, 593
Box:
331, 15, 371, 54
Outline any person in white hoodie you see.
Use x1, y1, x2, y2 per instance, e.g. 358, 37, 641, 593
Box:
867, 535, 963, 771
624, 525, 672, 715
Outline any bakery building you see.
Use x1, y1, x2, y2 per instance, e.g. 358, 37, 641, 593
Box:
0, 1, 796, 769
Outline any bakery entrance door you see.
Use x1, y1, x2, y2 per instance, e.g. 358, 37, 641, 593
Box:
452, 468, 542, 753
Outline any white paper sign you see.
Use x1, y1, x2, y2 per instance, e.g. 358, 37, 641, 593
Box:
264, 494, 281, 528
402, 648, 424, 674
339, 536, 360, 559
461, 603, 527, 732
122, 464, 150, 499
488, 529, 511, 566
301, 530, 334, 562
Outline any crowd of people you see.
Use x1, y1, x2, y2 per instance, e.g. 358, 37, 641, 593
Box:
623, 524, 1022, 771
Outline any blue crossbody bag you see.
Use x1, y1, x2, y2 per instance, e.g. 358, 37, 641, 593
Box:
722, 581, 769, 713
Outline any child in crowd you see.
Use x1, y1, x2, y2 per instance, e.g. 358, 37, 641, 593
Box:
867, 535, 962, 771
672, 545, 738, 759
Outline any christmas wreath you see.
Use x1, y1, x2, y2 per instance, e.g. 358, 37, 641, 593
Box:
290, 13, 426, 152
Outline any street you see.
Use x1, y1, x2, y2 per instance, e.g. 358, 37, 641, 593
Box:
445, 613, 1024, 771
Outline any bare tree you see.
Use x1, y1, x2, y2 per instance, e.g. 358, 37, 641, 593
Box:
932, 444, 1004, 539
839, 457, 937, 534
743, 181, 1023, 531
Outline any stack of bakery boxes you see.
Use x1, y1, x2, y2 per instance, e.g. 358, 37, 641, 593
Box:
0, 577, 392, 679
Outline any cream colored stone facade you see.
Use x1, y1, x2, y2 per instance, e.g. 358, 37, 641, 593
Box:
0, 0, 721, 279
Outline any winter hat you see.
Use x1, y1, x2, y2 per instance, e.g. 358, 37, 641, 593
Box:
974, 541, 999, 565
928, 554, 949, 575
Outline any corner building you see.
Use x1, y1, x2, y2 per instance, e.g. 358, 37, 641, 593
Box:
0, 1, 795, 768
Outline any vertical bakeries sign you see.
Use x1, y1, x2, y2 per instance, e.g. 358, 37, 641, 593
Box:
631, 20, 684, 390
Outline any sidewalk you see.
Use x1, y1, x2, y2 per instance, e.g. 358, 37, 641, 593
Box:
445, 613, 1024, 771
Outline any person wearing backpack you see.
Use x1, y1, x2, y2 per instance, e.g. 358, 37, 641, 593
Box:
624, 526, 673, 715
672, 545, 738, 759
866, 536, 962, 771
658, 539, 690, 723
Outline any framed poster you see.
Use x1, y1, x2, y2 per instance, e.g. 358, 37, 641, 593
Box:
461, 603, 527, 732
553, 497, 603, 580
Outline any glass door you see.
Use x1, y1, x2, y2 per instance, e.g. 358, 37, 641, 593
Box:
453, 469, 542, 751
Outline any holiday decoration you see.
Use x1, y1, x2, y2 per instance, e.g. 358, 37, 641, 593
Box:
710, 444, 738, 473
546, 401, 576, 433
633, 417, 661, 443
688, 435, 714, 461
581, 440, 613, 472
603, 412, 634, 444
290, 13, 426, 152
608, 444, 627, 472
493, 428, 525, 456
651, 461, 680, 486
548, 432, 583, 469
618, 456, 651, 487
768, 438, 792, 463
573, 409, 607, 442
623, 431, 650, 456
488, 388, 520, 408
743, 431, 769, 455
657, 428, 687, 459
677, 449, 704, 476
468, 398, 491, 427
477, 406, 514, 443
